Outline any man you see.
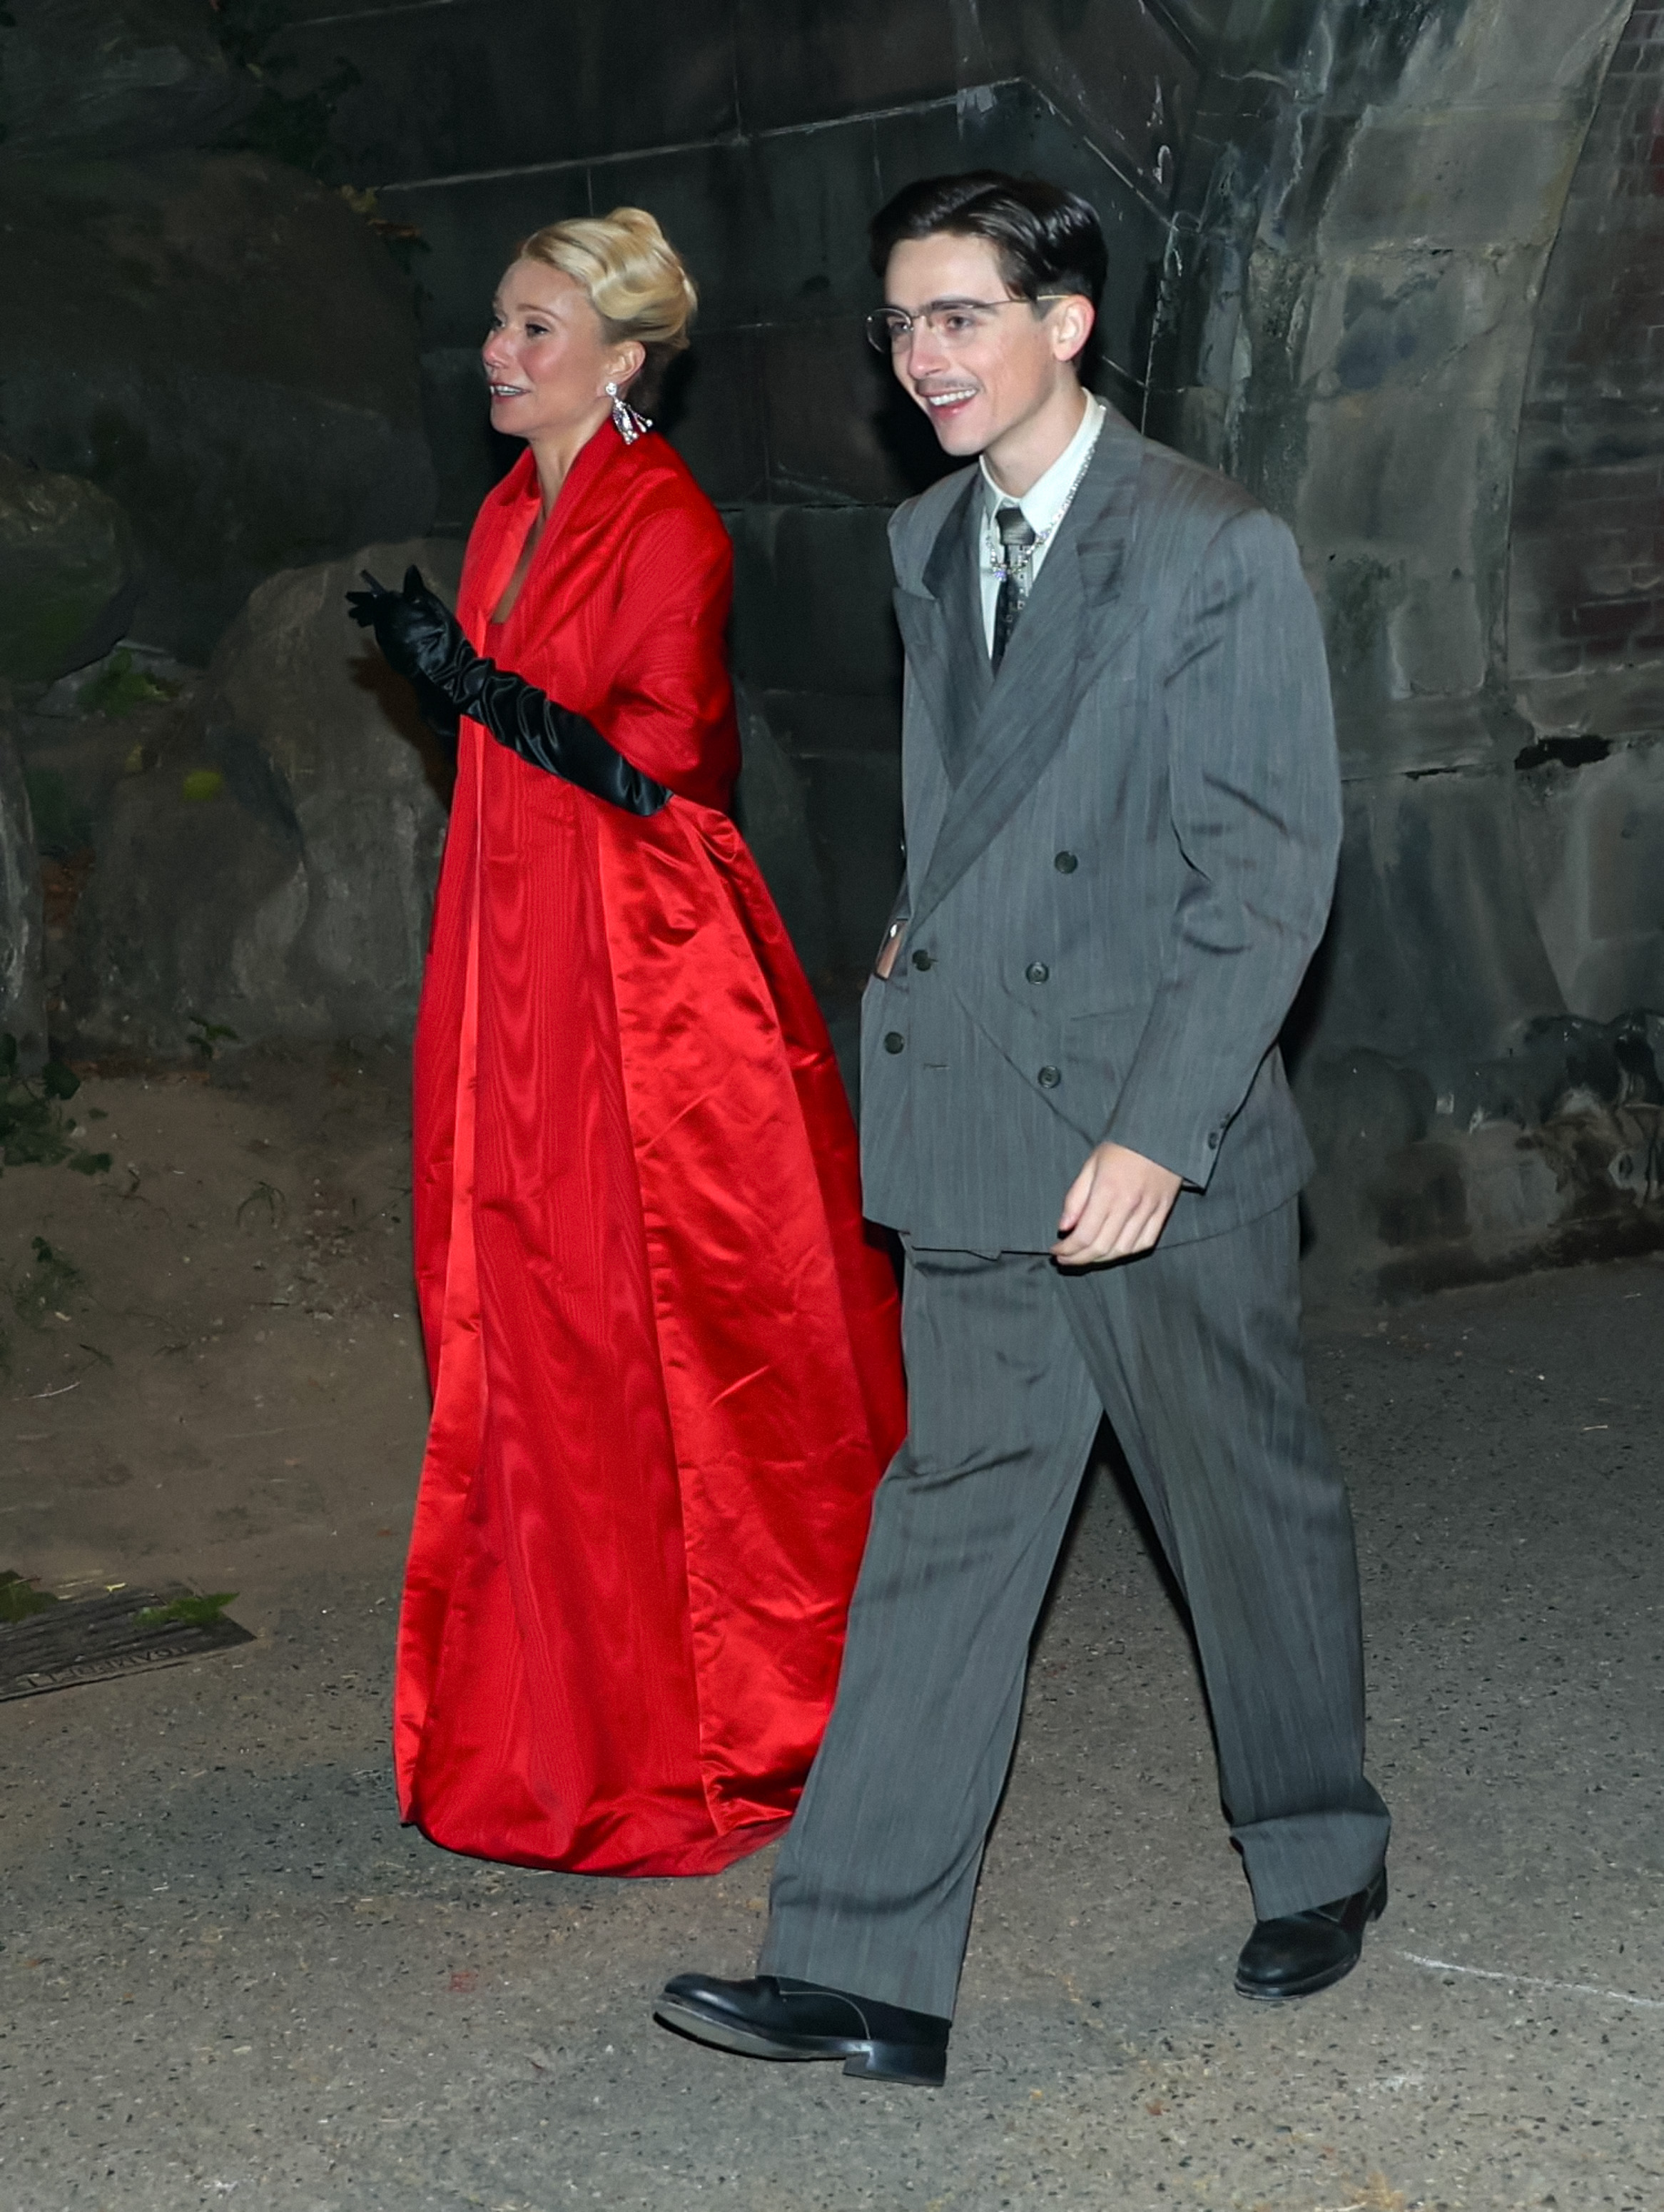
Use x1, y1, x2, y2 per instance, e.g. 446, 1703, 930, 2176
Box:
656, 172, 1390, 2089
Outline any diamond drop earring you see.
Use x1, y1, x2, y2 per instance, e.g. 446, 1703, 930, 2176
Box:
605, 380, 652, 445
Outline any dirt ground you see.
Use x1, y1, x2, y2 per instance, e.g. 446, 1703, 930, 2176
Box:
1, 1061, 1661, 2211
0, 1047, 428, 1621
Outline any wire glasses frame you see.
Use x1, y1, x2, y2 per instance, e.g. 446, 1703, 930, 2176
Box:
864, 294, 1071, 354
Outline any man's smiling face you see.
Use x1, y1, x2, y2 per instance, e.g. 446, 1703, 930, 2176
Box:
883, 231, 1089, 470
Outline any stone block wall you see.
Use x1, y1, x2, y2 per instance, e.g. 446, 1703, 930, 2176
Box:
1157, 0, 1664, 1297
19, 0, 1661, 1299
241, 0, 1225, 980
1501, 0, 1664, 1079
1511, 1, 1664, 688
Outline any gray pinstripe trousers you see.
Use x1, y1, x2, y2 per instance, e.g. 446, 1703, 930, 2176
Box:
759, 1199, 1391, 2018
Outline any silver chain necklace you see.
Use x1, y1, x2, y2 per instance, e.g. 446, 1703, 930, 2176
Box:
983, 421, 1103, 588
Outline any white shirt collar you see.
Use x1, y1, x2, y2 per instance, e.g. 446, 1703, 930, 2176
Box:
980, 391, 1106, 537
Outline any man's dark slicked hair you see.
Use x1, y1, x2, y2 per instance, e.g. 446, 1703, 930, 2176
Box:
868, 170, 1107, 313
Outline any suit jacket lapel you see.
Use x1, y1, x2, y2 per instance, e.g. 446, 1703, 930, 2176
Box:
893, 474, 988, 785
908, 419, 1147, 933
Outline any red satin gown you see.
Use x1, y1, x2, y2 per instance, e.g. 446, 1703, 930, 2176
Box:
395, 422, 907, 1875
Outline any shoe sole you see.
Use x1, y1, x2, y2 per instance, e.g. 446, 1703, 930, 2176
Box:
653, 1998, 946, 2087
1234, 1869, 1389, 2004
1234, 1946, 1364, 2002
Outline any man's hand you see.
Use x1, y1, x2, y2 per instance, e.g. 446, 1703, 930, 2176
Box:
1052, 1141, 1182, 1267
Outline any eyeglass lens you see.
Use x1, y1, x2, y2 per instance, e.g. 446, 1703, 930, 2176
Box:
866, 300, 1008, 352
865, 297, 1064, 353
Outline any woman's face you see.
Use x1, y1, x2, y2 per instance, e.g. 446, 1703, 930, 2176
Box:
482, 259, 622, 442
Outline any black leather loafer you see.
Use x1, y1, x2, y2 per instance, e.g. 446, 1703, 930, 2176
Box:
1234, 1865, 1388, 2002
654, 1972, 950, 2087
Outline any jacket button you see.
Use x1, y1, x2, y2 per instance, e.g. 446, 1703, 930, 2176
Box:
911, 949, 933, 970
1053, 851, 1078, 874
1038, 1065, 1061, 1088
883, 1031, 905, 1055
1207, 1127, 1221, 1150
1025, 961, 1050, 984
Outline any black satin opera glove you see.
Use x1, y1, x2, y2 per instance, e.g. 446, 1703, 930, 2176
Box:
346, 566, 670, 816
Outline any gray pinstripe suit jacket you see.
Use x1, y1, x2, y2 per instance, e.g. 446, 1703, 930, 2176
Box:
858, 406, 1342, 1254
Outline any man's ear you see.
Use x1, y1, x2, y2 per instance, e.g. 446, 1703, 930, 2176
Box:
1050, 297, 1095, 366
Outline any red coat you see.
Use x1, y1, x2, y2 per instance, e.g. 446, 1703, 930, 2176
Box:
395, 425, 906, 1874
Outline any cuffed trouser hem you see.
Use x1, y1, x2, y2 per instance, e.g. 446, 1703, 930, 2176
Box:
1232, 1803, 1391, 1921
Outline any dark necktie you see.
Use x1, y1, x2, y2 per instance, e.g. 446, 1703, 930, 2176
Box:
991, 502, 1038, 672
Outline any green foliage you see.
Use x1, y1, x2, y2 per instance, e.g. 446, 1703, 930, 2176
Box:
78, 649, 178, 719
188, 1015, 240, 1064
13, 1235, 82, 1329
0, 1036, 88, 1172
340, 188, 430, 280
237, 1179, 286, 1227
0, 1571, 58, 1625
135, 1593, 237, 1631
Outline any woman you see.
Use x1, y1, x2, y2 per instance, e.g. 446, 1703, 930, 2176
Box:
350, 208, 905, 1877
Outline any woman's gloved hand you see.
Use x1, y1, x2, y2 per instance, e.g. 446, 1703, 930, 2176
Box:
346, 567, 470, 694
346, 568, 465, 745
346, 567, 669, 816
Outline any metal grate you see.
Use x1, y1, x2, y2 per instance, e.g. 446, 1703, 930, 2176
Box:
0, 1583, 254, 1700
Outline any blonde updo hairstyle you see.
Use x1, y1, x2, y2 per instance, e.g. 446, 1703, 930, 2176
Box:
517, 206, 696, 408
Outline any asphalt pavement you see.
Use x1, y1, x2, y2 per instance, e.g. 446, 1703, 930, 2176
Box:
2, 1129, 1660, 2211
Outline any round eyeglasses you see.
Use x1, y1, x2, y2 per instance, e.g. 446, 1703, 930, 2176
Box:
864, 295, 1070, 354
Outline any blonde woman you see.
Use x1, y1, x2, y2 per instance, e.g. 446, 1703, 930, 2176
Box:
351, 209, 905, 1875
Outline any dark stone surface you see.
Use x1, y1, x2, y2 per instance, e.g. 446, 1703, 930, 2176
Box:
1508, 3, 1664, 681
0, 456, 137, 687
731, 0, 986, 131
66, 539, 459, 1059
1154, 0, 1664, 1294
727, 505, 902, 699
796, 746, 905, 968
1018, 0, 1199, 203
270, 0, 739, 186
658, 331, 771, 514
0, 0, 258, 158
0, 155, 435, 664
0, 721, 46, 1064
732, 687, 836, 978
1314, 773, 1566, 1075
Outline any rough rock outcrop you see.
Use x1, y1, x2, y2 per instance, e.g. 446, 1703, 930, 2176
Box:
0, 155, 436, 662
68, 541, 462, 1057
0, 456, 137, 686
0, 0, 257, 158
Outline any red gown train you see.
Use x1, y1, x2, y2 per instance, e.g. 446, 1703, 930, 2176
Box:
394, 423, 906, 1875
